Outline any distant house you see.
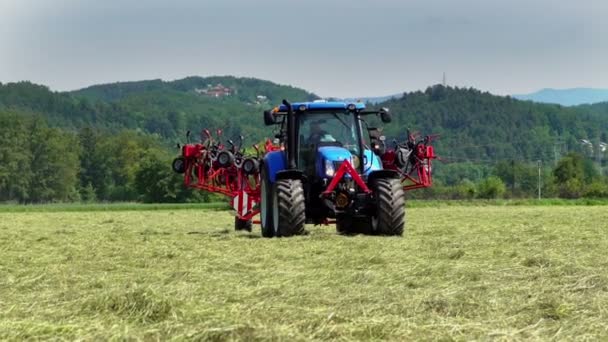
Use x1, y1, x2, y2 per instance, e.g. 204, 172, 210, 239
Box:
195, 84, 233, 97
255, 95, 268, 104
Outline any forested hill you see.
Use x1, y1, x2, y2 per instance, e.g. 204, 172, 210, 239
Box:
72, 76, 317, 103
513, 88, 608, 106
2, 77, 608, 203
373, 86, 608, 162
0, 77, 317, 142
2, 79, 608, 161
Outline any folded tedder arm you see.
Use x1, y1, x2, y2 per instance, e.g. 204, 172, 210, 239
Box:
172, 130, 278, 224
379, 132, 438, 191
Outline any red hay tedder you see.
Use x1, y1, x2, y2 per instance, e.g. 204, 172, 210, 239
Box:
172, 100, 437, 237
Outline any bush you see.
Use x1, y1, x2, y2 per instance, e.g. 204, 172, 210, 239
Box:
454, 179, 476, 199
558, 178, 584, 199
80, 182, 97, 203
477, 176, 506, 199
583, 181, 608, 198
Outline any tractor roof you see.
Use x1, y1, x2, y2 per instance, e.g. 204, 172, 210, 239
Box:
275, 101, 366, 113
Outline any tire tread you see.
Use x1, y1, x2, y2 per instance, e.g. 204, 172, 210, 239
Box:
275, 179, 306, 237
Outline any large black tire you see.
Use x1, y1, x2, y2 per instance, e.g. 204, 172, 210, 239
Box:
260, 164, 274, 238
272, 179, 306, 237
235, 217, 252, 232
371, 178, 405, 236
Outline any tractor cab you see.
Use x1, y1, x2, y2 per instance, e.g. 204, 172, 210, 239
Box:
261, 100, 400, 236
298, 110, 365, 179
265, 101, 386, 180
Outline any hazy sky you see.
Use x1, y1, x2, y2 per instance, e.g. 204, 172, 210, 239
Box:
1, 0, 606, 97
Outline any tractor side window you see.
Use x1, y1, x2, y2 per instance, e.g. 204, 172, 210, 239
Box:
298, 120, 317, 174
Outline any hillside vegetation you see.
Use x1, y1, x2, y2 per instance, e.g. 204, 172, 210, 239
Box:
376, 86, 608, 161
1, 78, 608, 202
1, 77, 317, 142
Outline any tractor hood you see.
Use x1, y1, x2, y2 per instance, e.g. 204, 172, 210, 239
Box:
315, 146, 382, 178
315, 146, 352, 178
317, 146, 352, 164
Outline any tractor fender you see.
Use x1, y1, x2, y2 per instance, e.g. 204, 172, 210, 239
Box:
363, 149, 383, 176
367, 170, 400, 184
262, 150, 287, 184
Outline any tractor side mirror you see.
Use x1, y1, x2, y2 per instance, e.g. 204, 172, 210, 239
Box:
368, 127, 386, 156
368, 127, 381, 138
264, 110, 276, 126
379, 108, 392, 123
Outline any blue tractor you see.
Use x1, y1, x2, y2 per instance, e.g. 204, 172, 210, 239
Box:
259, 99, 406, 237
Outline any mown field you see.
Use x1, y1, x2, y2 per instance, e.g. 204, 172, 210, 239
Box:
1, 205, 608, 340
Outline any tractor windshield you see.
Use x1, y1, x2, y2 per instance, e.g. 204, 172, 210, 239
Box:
298, 112, 360, 153
297, 112, 361, 175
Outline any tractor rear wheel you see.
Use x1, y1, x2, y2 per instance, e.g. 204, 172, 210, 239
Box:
235, 217, 252, 232
371, 178, 405, 236
272, 179, 306, 237
260, 164, 274, 238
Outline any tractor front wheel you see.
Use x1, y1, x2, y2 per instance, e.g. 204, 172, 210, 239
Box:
371, 178, 405, 236
272, 179, 306, 237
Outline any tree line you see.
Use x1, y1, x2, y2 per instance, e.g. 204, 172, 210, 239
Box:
412, 153, 608, 200
0, 111, 211, 203
2, 109, 606, 204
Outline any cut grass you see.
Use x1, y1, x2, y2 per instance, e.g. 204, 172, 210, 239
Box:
406, 198, 608, 207
1, 206, 608, 339
2, 198, 608, 213
0, 202, 230, 213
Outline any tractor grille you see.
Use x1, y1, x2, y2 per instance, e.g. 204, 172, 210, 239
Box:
333, 160, 355, 179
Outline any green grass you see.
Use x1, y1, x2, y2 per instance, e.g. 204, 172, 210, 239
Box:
0, 202, 230, 213
2, 198, 608, 213
406, 198, 608, 207
1, 206, 608, 340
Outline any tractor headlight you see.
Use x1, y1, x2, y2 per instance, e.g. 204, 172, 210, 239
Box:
324, 159, 335, 177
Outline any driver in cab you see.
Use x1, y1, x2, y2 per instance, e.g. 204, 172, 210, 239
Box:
307, 121, 336, 145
